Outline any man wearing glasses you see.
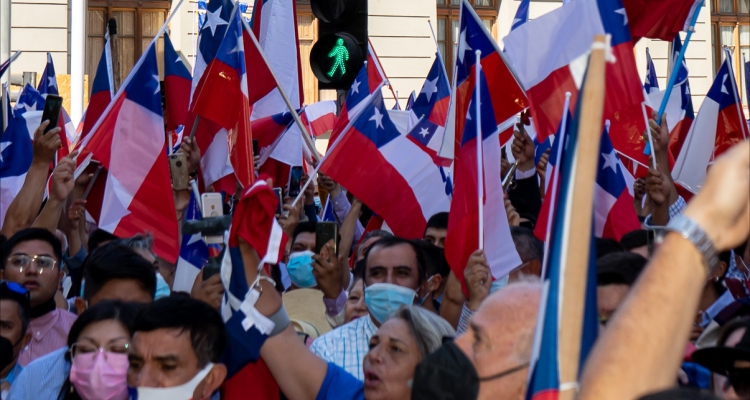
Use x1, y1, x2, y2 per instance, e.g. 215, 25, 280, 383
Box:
0, 228, 76, 366
0, 280, 31, 399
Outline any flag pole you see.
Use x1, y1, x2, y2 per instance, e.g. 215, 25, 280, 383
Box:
241, 18, 321, 164
475, 50, 484, 251
645, 0, 703, 155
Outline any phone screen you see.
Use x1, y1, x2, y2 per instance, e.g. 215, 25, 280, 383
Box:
288, 166, 303, 197
316, 222, 338, 255
273, 188, 283, 216
41, 95, 63, 134
252, 139, 260, 156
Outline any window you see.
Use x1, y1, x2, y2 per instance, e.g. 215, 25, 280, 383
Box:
436, 0, 497, 78
711, 0, 749, 108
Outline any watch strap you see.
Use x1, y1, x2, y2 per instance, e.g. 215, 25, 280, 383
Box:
664, 215, 718, 269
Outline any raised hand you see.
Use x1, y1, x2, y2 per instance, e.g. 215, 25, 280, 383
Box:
180, 137, 201, 174
312, 241, 344, 299
465, 249, 491, 311
511, 123, 536, 172
33, 120, 62, 165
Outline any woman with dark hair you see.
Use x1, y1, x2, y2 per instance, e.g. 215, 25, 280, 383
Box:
58, 301, 142, 400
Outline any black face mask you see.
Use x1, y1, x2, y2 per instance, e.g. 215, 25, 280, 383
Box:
411, 339, 529, 400
0, 336, 15, 372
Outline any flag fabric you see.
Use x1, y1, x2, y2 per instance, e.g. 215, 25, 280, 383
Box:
188, 0, 236, 188
252, 110, 296, 187
79, 32, 114, 144
172, 191, 210, 293
644, 48, 659, 95
504, 0, 647, 165
163, 32, 192, 132
300, 101, 336, 138
672, 48, 749, 194
593, 125, 641, 240
77, 44, 179, 263
191, 8, 255, 188
367, 41, 390, 93
1, 83, 11, 133
327, 61, 384, 151
444, 0, 526, 291
511, 0, 530, 31
534, 111, 572, 241
654, 35, 695, 161
0, 96, 33, 227
622, 0, 702, 42
525, 100, 598, 400
320, 194, 335, 222
0, 52, 21, 79
249, 0, 303, 120
13, 83, 72, 156
37, 53, 59, 96
320, 90, 450, 239
405, 91, 416, 111
407, 52, 452, 166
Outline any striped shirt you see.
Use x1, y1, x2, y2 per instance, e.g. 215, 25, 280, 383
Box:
310, 315, 377, 381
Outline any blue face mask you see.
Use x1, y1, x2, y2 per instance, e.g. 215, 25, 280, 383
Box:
286, 250, 317, 288
489, 275, 509, 294
155, 273, 171, 299
364, 283, 416, 323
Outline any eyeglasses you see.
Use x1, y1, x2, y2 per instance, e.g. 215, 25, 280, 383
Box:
69, 342, 130, 368
6, 254, 57, 274
0, 280, 31, 303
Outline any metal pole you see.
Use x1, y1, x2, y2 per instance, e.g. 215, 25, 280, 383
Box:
475, 50, 484, 251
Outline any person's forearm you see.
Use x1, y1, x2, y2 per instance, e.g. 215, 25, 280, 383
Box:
1, 161, 49, 236
338, 201, 361, 259
31, 197, 65, 233
579, 233, 706, 399
650, 202, 670, 226
68, 226, 82, 256
261, 326, 328, 400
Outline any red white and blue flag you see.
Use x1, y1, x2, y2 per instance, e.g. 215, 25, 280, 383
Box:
405, 91, 416, 111
191, 8, 255, 188
163, 32, 192, 133
37, 53, 59, 96
511, 0, 530, 31
444, 0, 526, 291
35, 54, 75, 155
672, 48, 749, 194
172, 190, 210, 293
320, 91, 450, 239
79, 32, 114, 146
655, 35, 695, 161
643, 48, 659, 95
301, 100, 336, 138
504, 0, 647, 166
407, 52, 452, 166
77, 44, 179, 262
252, 110, 296, 186
0, 92, 33, 226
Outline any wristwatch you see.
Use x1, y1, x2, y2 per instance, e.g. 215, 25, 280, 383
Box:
659, 215, 718, 269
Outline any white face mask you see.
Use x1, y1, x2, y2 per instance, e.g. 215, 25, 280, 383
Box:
130, 362, 213, 400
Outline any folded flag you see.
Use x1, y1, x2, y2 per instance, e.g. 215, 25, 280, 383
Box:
321, 90, 450, 239
301, 100, 336, 138
77, 43, 179, 262
79, 31, 114, 146
444, 0, 525, 293
672, 48, 749, 194
405, 91, 416, 111
0, 95, 33, 227
643, 48, 659, 95
164, 32, 192, 132
37, 53, 59, 96
172, 191, 210, 293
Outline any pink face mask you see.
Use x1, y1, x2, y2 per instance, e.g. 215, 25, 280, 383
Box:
70, 351, 129, 400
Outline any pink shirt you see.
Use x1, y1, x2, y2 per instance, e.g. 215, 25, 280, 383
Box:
17, 308, 77, 366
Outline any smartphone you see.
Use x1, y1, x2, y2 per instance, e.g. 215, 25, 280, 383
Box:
201, 193, 224, 245
168, 153, 189, 191
202, 259, 221, 280
252, 139, 260, 156
288, 166, 304, 198
316, 221, 338, 255
273, 188, 283, 216
41, 95, 63, 134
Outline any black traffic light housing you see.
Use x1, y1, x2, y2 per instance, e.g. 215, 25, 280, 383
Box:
310, 0, 368, 90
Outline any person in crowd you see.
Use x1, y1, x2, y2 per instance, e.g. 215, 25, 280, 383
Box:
0, 281, 31, 398
310, 236, 428, 380
693, 317, 749, 400
578, 141, 749, 399
127, 295, 228, 399
620, 229, 650, 258
355, 230, 393, 263
0, 228, 76, 366
344, 274, 369, 324
8, 242, 157, 397
412, 241, 450, 314
595, 237, 624, 259
113, 235, 171, 299
423, 212, 448, 248
596, 252, 647, 326
86, 230, 118, 254
508, 226, 544, 282
8, 301, 142, 400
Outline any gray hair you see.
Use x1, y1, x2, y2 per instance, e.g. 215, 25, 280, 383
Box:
114, 233, 154, 252
386, 305, 455, 358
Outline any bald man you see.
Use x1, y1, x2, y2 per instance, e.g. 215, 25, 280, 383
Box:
412, 280, 542, 400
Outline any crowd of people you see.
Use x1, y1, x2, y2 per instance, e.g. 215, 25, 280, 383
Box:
0, 112, 748, 400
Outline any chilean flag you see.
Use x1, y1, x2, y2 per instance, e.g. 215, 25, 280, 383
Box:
0, 100, 33, 227
163, 32, 192, 132
320, 91, 450, 239
643, 47, 659, 95
191, 8, 255, 189
511, 0, 530, 31
36, 54, 75, 155
444, 0, 526, 292
504, 0, 647, 166
252, 111, 295, 187
188, 0, 236, 188
79, 32, 114, 145
300, 101, 336, 138
37, 53, 59, 96
327, 61, 384, 151
534, 111, 572, 242
526, 94, 598, 400
672, 48, 749, 194
622, 0, 702, 42
172, 190, 210, 293
407, 52, 452, 166
13, 83, 71, 159
77, 44, 179, 262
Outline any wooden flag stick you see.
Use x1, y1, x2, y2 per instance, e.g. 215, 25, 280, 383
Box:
558, 35, 607, 400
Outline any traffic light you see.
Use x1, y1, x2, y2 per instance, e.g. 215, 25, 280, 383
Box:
310, 0, 368, 90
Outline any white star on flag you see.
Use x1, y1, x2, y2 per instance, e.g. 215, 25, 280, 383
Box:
204, 6, 228, 37
614, 8, 628, 25
369, 108, 384, 129
186, 233, 204, 246
419, 127, 430, 137
421, 77, 439, 103
350, 79, 361, 94
458, 28, 471, 63
175, 56, 182, 63
23, 102, 36, 112
152, 74, 161, 94
601, 150, 619, 172
0, 141, 10, 162
47, 75, 57, 88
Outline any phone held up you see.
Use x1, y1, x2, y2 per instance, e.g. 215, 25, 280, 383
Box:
168, 153, 189, 191
273, 188, 283, 216
201, 193, 224, 245
288, 166, 304, 198
41, 95, 63, 134
316, 222, 338, 256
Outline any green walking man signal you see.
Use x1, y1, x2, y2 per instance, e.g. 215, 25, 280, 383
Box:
327, 38, 350, 78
